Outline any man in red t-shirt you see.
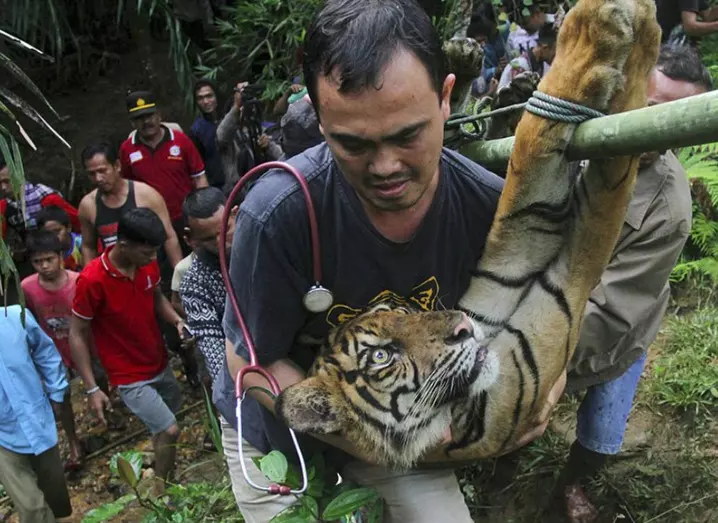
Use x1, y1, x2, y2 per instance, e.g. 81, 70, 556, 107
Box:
69, 207, 189, 485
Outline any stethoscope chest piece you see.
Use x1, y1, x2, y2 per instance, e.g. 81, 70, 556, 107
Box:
303, 284, 334, 313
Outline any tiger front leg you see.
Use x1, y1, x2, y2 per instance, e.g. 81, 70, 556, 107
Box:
564, 0, 661, 293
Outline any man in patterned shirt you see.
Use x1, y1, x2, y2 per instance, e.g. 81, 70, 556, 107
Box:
179, 187, 238, 383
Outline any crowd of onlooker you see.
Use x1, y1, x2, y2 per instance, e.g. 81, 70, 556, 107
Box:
0, 73, 324, 522
0, 0, 716, 522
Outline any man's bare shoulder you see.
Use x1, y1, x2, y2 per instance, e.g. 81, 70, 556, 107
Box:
79, 190, 98, 216
134, 180, 163, 205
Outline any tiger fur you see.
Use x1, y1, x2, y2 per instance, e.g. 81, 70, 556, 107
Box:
276, 0, 662, 468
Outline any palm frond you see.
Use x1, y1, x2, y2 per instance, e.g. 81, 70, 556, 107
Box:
0, 87, 70, 149
0, 50, 60, 118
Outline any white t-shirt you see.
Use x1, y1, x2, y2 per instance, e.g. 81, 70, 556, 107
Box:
171, 253, 195, 293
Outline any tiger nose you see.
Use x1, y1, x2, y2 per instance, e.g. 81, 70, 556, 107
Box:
449, 312, 475, 344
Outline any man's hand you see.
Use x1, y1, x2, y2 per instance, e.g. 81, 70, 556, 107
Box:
89, 389, 112, 424
257, 134, 270, 150
176, 320, 194, 350
233, 82, 248, 110
289, 83, 304, 93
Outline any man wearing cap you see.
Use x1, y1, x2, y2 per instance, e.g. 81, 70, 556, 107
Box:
119, 90, 209, 254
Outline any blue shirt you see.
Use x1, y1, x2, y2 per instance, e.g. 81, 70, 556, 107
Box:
0, 306, 68, 455
213, 144, 504, 457
189, 115, 224, 189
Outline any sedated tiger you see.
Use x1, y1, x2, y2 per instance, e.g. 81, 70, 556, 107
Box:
276, 0, 662, 468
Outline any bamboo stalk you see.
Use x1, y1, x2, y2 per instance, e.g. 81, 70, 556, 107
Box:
458, 90, 718, 169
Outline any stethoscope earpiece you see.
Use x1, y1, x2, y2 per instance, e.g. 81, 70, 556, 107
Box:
303, 284, 334, 313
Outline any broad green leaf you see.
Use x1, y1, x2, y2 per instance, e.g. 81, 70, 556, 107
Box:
523, 0, 534, 5
260, 450, 289, 484
322, 488, 379, 520
710, 387, 718, 398
0, 86, 70, 149
81, 494, 136, 523
498, 12, 509, 22
109, 450, 143, 479
522, 7, 531, 17
300, 495, 318, 518
270, 505, 312, 523
117, 457, 138, 487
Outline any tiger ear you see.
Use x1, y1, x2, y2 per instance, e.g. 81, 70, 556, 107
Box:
276, 377, 344, 435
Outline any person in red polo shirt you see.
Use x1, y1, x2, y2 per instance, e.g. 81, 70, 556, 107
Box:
69, 207, 189, 486
119, 91, 208, 235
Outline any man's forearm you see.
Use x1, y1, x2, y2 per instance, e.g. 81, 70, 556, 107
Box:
155, 293, 183, 326
164, 234, 183, 267
193, 174, 209, 189
682, 15, 718, 36
225, 339, 305, 413
70, 327, 97, 390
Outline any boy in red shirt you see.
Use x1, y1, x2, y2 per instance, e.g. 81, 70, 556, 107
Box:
36, 206, 84, 271
70, 207, 189, 486
22, 231, 85, 470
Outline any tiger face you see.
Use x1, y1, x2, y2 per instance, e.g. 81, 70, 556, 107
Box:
276, 304, 499, 467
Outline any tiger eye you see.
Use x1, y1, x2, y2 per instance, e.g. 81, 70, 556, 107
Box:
371, 349, 390, 364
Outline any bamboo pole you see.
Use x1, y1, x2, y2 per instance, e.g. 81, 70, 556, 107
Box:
458, 90, 718, 169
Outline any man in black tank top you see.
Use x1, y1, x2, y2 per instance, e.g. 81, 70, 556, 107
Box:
95, 180, 137, 251
79, 141, 200, 386
78, 142, 183, 267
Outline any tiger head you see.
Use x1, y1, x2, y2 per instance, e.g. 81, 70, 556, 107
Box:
275, 304, 499, 468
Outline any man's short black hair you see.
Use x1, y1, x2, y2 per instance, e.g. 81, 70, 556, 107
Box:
183, 187, 226, 222
117, 208, 166, 247
0, 154, 6, 171
36, 206, 71, 229
657, 44, 713, 92
303, 0, 446, 111
467, 15, 495, 40
537, 23, 557, 46
81, 141, 119, 166
26, 229, 63, 256
193, 78, 217, 97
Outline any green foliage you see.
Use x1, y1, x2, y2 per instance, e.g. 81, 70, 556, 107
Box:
197, 0, 322, 102
109, 450, 144, 479
82, 493, 138, 523
643, 308, 718, 419
142, 482, 243, 523
257, 451, 383, 523
202, 384, 223, 456
0, 30, 68, 308
594, 438, 718, 522
672, 142, 718, 287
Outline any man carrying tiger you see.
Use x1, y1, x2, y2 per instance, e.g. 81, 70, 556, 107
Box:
213, 0, 662, 521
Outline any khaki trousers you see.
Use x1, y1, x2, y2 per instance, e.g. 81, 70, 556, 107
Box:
0, 444, 72, 523
221, 421, 473, 523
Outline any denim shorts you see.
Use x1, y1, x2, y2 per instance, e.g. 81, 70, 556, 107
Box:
118, 366, 182, 434
576, 351, 647, 455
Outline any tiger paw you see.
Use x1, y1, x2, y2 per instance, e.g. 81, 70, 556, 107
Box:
541, 0, 661, 113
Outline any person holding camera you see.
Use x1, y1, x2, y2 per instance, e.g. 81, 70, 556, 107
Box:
216, 81, 283, 194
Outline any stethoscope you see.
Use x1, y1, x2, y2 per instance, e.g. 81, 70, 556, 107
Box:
218, 161, 333, 496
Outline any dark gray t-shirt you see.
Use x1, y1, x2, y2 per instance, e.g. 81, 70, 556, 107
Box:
213, 142, 504, 458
